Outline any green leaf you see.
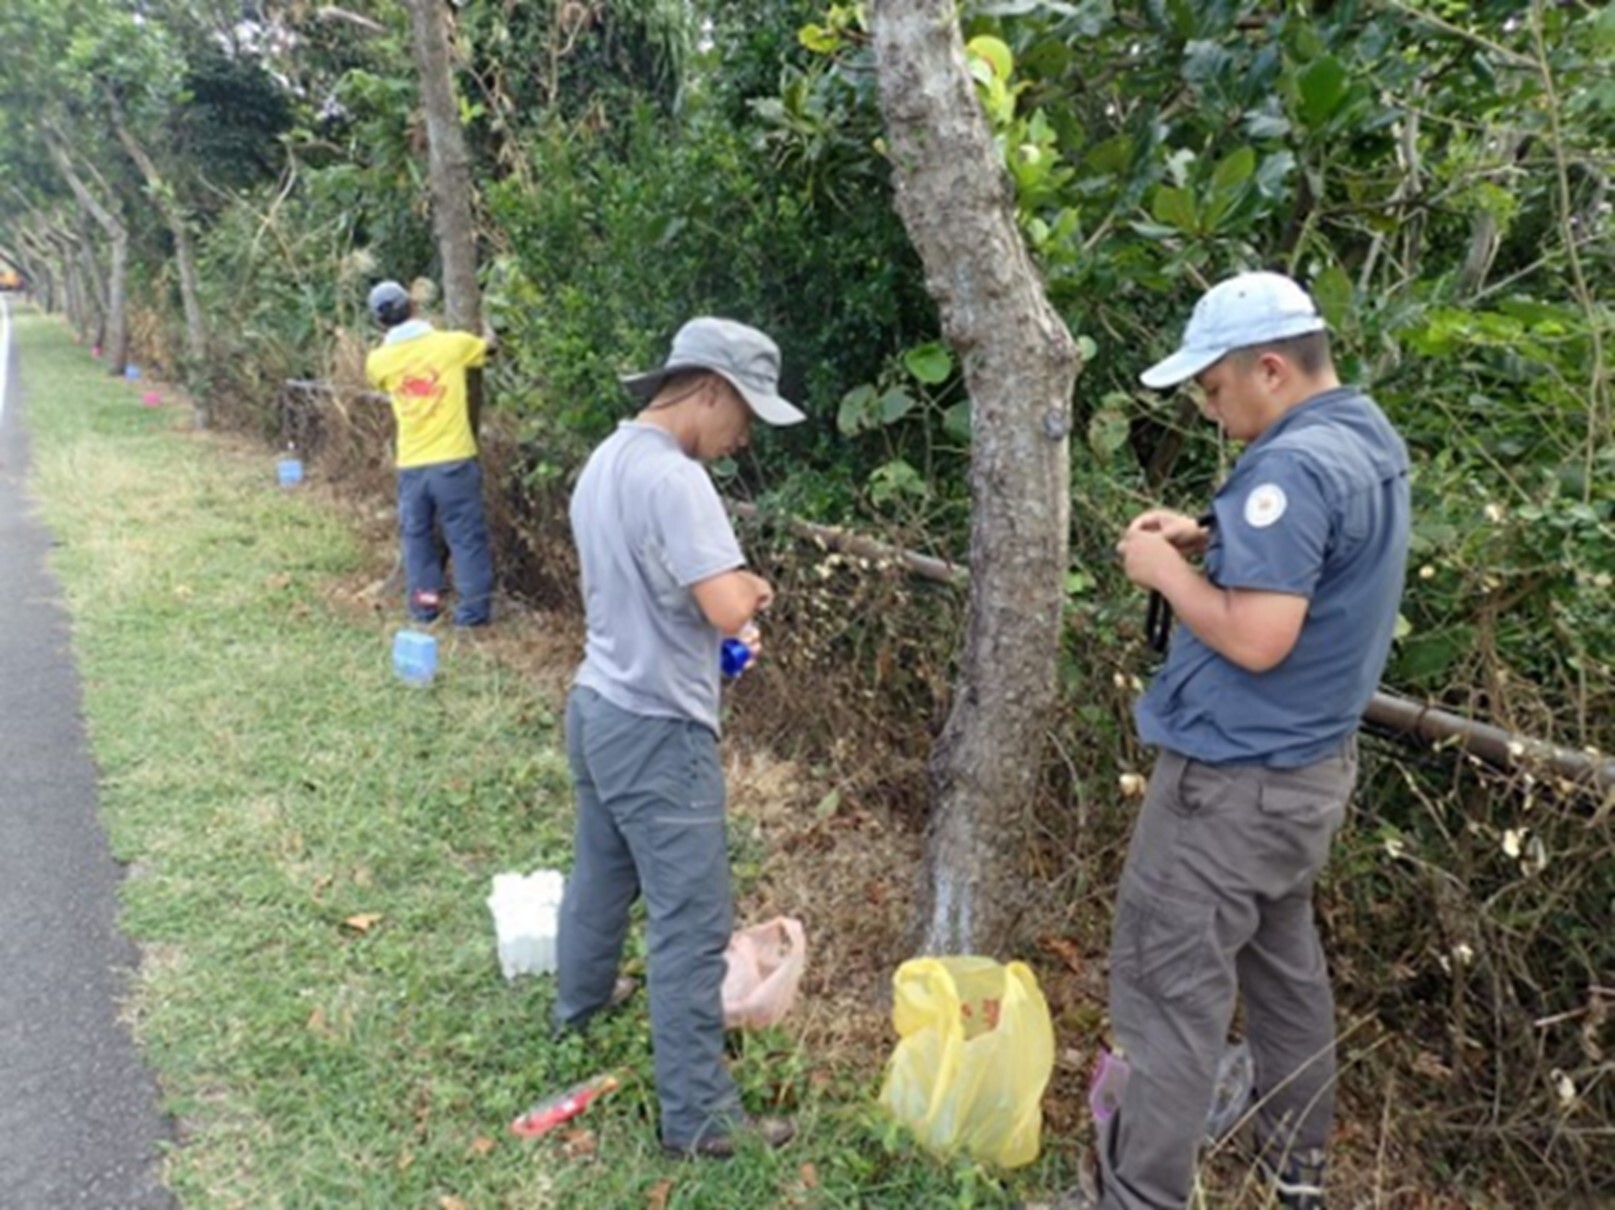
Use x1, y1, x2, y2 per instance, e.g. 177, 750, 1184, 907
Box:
1393, 627, 1474, 685
869, 459, 929, 506
1150, 185, 1198, 233
1311, 264, 1353, 329
1244, 111, 1292, 140
1210, 146, 1256, 193
879, 388, 917, 425
1255, 151, 1297, 199
903, 342, 953, 385
836, 384, 878, 436
798, 23, 839, 54
1297, 55, 1350, 126
1087, 408, 1130, 460
966, 35, 1014, 83
943, 401, 972, 442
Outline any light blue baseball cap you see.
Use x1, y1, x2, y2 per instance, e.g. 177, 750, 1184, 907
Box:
1141, 272, 1326, 389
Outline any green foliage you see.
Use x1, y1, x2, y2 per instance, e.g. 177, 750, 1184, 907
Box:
4, 0, 1613, 1197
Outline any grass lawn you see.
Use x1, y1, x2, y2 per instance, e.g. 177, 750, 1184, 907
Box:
16, 311, 1051, 1209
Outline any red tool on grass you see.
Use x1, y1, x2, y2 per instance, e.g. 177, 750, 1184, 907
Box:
509, 1072, 621, 1138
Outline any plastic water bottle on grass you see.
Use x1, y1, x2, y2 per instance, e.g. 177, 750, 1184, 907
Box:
277, 444, 303, 488
392, 629, 437, 687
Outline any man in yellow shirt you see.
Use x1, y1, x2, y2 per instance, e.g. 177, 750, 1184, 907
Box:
364, 280, 494, 626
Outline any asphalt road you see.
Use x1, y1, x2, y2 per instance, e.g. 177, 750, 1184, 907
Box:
0, 298, 176, 1208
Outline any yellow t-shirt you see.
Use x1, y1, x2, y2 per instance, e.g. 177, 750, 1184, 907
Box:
365, 328, 488, 469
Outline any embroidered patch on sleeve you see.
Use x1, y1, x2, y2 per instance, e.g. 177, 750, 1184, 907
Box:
1243, 483, 1288, 528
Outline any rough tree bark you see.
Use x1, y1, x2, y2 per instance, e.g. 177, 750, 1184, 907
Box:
869, 1, 1079, 956
405, 0, 485, 430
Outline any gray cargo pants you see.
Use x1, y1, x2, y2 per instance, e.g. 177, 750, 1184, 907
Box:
553, 686, 741, 1150
1099, 744, 1356, 1210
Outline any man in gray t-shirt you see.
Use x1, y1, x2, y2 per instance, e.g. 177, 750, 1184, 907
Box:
555, 318, 805, 1159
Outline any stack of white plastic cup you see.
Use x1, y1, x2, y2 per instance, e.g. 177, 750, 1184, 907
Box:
486, 869, 566, 979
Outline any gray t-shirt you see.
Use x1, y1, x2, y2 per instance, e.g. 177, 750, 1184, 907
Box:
570, 422, 744, 734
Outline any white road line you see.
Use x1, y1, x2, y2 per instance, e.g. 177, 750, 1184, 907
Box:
0, 294, 10, 425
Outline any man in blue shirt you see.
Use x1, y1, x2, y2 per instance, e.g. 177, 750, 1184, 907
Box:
1064, 273, 1410, 1210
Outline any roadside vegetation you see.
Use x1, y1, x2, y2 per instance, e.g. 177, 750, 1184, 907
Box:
21, 311, 1069, 1208
3, 0, 1610, 1203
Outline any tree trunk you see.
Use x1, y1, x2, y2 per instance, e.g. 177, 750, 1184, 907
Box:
74, 219, 108, 351
109, 98, 209, 424
869, 1, 1079, 956
406, 0, 485, 433
46, 140, 129, 375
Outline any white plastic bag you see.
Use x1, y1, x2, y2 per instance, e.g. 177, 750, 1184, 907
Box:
721, 916, 807, 1029
487, 869, 565, 979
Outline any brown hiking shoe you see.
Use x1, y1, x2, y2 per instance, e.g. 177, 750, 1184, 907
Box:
662, 1115, 796, 1161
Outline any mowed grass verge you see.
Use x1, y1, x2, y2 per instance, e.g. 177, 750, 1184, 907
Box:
16, 313, 1035, 1209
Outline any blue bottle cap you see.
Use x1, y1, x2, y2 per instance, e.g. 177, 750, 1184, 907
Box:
720, 637, 751, 679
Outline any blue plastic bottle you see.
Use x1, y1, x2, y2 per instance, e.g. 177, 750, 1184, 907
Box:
720, 637, 752, 679
393, 629, 438, 687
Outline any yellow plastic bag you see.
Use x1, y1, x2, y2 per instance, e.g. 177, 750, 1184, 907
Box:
877, 955, 1054, 1169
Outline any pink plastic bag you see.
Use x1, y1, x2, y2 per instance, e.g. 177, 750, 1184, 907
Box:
721, 916, 807, 1029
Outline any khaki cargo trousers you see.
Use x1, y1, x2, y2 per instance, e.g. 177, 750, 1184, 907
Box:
1099, 743, 1357, 1210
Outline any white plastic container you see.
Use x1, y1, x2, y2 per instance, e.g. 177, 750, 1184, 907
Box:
487, 869, 565, 979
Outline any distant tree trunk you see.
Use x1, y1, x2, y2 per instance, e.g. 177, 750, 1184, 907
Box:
109, 98, 209, 423
14, 222, 56, 311
74, 219, 108, 350
405, 0, 485, 432
869, 1, 1079, 956
46, 139, 129, 375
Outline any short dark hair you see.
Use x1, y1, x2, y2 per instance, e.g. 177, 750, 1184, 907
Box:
1231, 330, 1333, 376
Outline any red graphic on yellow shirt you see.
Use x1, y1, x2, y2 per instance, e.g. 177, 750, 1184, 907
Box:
398, 369, 445, 409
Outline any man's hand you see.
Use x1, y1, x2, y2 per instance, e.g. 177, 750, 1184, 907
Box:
1126, 508, 1210, 554
1116, 526, 1188, 592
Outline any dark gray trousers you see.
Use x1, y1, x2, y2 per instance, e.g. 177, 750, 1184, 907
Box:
553, 687, 740, 1149
1100, 744, 1356, 1210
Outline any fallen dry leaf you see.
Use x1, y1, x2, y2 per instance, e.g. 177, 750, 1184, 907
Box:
561, 1127, 597, 1160
440, 1197, 469, 1210
1041, 935, 1085, 975
342, 912, 383, 932
470, 1136, 496, 1156
646, 1178, 675, 1210
798, 1161, 819, 1189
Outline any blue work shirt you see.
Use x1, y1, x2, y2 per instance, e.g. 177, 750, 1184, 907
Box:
1136, 386, 1411, 767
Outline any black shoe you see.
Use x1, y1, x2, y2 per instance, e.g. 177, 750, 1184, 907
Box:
1261, 1148, 1327, 1210
661, 1114, 795, 1161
